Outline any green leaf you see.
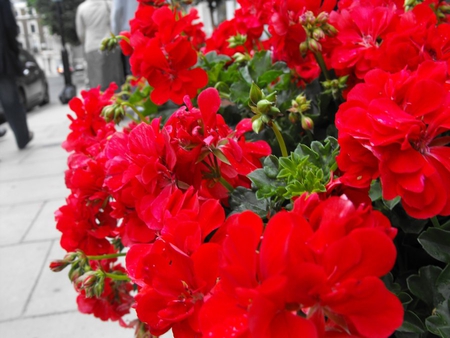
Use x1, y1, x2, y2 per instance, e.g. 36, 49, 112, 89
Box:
239, 66, 253, 84
425, 300, 450, 337
230, 81, 251, 104
397, 311, 426, 333
418, 227, 450, 263
263, 155, 279, 178
369, 180, 382, 202
248, 51, 272, 79
407, 265, 444, 308
437, 264, 450, 301
258, 70, 285, 87
229, 187, 268, 218
204, 51, 231, 64
383, 196, 401, 210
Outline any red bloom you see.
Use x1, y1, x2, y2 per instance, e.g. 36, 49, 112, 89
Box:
55, 194, 116, 255
329, 3, 399, 79
128, 6, 208, 104
200, 194, 402, 337
336, 61, 450, 218
63, 84, 117, 154
165, 88, 271, 200
126, 240, 220, 337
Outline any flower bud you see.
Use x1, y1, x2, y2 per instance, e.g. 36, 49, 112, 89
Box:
49, 260, 69, 272
308, 39, 322, 53
233, 52, 250, 63
252, 117, 264, 134
249, 83, 263, 105
316, 12, 329, 23
301, 115, 314, 131
299, 41, 309, 56
257, 99, 272, 114
227, 34, 247, 48
312, 28, 325, 41
289, 112, 299, 123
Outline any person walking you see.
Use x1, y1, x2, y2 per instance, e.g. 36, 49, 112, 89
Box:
0, 0, 33, 149
76, 0, 124, 90
110, 0, 138, 77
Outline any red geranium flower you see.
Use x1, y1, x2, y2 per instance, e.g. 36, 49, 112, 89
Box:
126, 240, 221, 337
336, 61, 450, 218
200, 194, 402, 337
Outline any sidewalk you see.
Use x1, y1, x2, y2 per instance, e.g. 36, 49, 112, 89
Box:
0, 98, 172, 337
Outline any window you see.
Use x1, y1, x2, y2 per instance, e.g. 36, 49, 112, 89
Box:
30, 24, 35, 33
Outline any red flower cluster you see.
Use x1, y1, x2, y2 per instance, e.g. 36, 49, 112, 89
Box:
336, 61, 450, 218
122, 3, 207, 104
57, 84, 119, 256
328, 0, 450, 82
198, 194, 402, 338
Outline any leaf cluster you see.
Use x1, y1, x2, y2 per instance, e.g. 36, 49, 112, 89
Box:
237, 137, 339, 215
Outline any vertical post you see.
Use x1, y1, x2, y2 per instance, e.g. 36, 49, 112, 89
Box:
53, 0, 76, 104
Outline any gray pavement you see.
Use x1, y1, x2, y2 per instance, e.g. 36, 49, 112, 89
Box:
0, 82, 173, 337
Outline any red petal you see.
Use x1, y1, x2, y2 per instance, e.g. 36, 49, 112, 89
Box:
198, 88, 221, 129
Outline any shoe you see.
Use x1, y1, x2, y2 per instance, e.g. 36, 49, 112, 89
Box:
19, 131, 33, 150
0, 128, 6, 137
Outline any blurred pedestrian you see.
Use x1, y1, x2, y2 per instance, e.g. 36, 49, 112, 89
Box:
0, 0, 33, 149
76, 0, 124, 90
111, 0, 138, 77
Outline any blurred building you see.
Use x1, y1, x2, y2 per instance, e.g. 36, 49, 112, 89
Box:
10, 0, 82, 76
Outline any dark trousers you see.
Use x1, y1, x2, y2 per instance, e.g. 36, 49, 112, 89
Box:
0, 75, 30, 148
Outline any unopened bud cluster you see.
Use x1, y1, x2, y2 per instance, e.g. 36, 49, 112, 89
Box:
49, 250, 128, 299
100, 34, 119, 52
102, 103, 126, 123
233, 52, 251, 63
299, 11, 337, 55
322, 75, 348, 100
288, 94, 314, 131
249, 83, 281, 133
227, 33, 247, 48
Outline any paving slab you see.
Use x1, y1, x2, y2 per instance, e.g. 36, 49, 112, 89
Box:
24, 199, 65, 242
24, 240, 79, 317
0, 202, 43, 246
0, 241, 52, 321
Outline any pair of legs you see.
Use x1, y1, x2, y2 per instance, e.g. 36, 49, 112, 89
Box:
0, 75, 32, 149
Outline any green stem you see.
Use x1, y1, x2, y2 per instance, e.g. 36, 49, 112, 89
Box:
313, 51, 331, 81
87, 253, 127, 260
271, 122, 288, 157
117, 35, 131, 45
219, 176, 234, 192
104, 272, 131, 282
123, 102, 148, 124
430, 216, 440, 227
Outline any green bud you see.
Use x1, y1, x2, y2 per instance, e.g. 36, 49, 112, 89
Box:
269, 106, 281, 115
316, 12, 329, 23
264, 91, 277, 103
338, 75, 349, 86
257, 99, 272, 114
252, 117, 264, 134
227, 33, 247, 48
233, 52, 250, 63
289, 112, 299, 123
299, 41, 309, 56
249, 83, 263, 105
308, 39, 322, 53
312, 28, 325, 41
